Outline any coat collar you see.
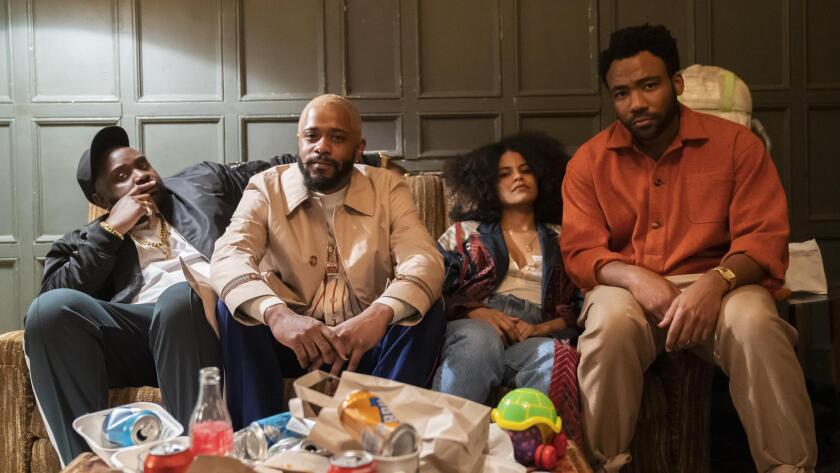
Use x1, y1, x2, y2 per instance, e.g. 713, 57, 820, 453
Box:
281, 164, 375, 217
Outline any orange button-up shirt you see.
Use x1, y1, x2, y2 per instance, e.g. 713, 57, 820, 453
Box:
561, 105, 789, 292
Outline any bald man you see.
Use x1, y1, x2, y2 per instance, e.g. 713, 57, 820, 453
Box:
211, 95, 445, 427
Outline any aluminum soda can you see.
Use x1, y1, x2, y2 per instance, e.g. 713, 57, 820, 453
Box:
263, 436, 333, 459
143, 440, 194, 473
102, 407, 162, 447
328, 450, 377, 473
234, 412, 297, 461
298, 438, 331, 456
266, 436, 305, 457
338, 390, 418, 457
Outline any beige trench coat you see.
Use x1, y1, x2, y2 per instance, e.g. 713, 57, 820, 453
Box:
209, 163, 443, 326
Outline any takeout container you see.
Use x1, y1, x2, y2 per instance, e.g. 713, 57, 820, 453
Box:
72, 402, 183, 467
111, 435, 191, 472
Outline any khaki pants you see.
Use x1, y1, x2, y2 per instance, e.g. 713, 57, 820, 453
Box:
578, 284, 817, 473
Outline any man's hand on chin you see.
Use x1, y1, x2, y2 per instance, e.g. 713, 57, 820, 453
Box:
330, 303, 394, 376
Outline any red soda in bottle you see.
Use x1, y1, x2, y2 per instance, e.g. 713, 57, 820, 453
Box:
189, 367, 233, 456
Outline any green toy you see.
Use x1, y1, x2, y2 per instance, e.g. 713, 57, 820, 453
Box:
491, 388, 562, 441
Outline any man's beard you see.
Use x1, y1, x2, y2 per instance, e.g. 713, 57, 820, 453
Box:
298, 153, 355, 192
624, 92, 680, 142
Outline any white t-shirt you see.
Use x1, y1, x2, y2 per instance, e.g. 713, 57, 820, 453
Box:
494, 254, 543, 304
130, 219, 209, 304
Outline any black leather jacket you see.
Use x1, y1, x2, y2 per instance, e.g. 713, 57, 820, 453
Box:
40, 154, 383, 303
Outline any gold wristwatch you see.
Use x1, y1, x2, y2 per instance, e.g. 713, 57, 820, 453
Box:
711, 266, 736, 290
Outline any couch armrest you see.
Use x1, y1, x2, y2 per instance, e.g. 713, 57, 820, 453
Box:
0, 330, 26, 366
0, 330, 34, 473
405, 174, 448, 240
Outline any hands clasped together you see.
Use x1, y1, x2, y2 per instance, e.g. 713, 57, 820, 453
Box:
626, 266, 729, 352
263, 302, 394, 375
465, 307, 553, 347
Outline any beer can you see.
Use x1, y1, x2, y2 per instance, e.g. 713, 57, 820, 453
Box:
102, 407, 162, 447
338, 390, 418, 457
328, 450, 377, 473
143, 440, 194, 473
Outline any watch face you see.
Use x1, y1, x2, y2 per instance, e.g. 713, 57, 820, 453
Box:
715, 267, 736, 288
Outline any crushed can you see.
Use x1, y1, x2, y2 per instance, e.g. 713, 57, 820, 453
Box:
263, 436, 333, 460
234, 412, 300, 462
102, 407, 162, 447
338, 390, 418, 457
328, 450, 377, 473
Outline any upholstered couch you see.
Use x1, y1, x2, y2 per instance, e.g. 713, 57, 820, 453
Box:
0, 173, 712, 473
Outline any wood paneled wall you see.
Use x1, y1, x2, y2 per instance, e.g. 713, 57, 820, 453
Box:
0, 0, 837, 331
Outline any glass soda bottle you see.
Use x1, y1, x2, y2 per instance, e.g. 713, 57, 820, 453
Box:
189, 367, 233, 456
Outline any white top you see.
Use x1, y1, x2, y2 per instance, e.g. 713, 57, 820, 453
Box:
494, 254, 543, 304
131, 219, 209, 304
302, 187, 362, 325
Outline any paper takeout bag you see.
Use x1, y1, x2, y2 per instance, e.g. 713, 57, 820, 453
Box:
786, 239, 828, 295
293, 370, 491, 473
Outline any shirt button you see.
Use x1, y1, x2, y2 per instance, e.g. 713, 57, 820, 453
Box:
654, 178, 663, 186
309, 256, 318, 266
651, 221, 661, 229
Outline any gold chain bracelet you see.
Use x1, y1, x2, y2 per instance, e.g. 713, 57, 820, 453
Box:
99, 221, 124, 240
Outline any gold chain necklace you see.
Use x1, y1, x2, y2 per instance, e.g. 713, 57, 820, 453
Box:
504, 228, 538, 253
129, 218, 172, 259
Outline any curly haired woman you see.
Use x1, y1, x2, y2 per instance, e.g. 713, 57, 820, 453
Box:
432, 131, 582, 443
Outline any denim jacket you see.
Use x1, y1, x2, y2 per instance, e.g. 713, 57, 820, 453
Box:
437, 221, 579, 327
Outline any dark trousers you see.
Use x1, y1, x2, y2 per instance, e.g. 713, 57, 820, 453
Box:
23, 282, 221, 466
216, 300, 446, 429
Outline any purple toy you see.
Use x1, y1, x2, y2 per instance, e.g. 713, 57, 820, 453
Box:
506, 425, 543, 465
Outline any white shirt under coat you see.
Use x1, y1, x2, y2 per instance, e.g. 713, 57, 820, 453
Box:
130, 218, 209, 304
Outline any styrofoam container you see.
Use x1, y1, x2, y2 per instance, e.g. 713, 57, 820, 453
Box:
72, 402, 183, 467
112, 435, 190, 472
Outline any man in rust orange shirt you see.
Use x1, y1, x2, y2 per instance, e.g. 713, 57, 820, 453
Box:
561, 24, 816, 473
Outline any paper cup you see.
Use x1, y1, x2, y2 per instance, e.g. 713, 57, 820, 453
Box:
374, 449, 420, 473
